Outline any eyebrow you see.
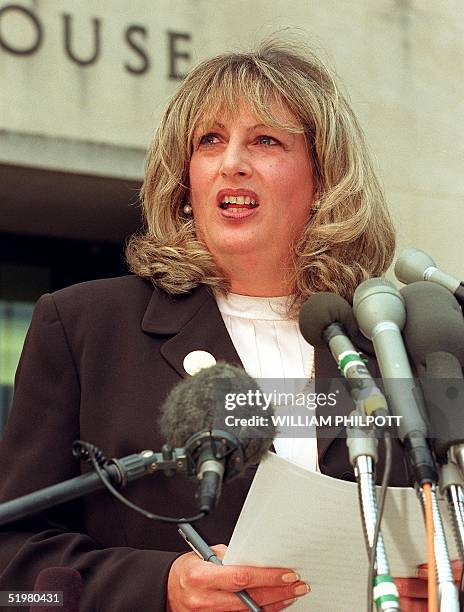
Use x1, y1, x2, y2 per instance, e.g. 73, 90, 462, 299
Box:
199, 122, 273, 132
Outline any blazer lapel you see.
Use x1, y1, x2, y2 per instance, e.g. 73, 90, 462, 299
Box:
315, 346, 351, 472
141, 285, 243, 378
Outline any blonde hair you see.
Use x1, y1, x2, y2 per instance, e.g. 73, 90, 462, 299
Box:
126, 39, 395, 315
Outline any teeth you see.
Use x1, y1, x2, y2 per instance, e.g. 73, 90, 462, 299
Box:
220, 195, 258, 206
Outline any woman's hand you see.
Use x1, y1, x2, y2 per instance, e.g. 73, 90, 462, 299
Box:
395, 560, 462, 611
166, 544, 310, 611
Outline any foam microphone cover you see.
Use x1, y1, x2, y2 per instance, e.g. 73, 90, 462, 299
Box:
401, 282, 464, 458
299, 293, 358, 346
401, 281, 464, 372
421, 351, 464, 460
30, 567, 82, 612
299, 292, 373, 354
159, 362, 275, 471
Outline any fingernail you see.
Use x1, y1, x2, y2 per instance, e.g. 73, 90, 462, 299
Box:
282, 572, 300, 583
282, 598, 296, 607
294, 583, 310, 596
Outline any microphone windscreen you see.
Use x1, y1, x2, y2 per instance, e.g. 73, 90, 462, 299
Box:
299, 293, 359, 347
421, 351, 464, 459
30, 567, 82, 612
160, 362, 275, 467
401, 281, 464, 369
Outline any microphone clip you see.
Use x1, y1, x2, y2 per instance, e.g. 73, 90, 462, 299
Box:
184, 429, 244, 482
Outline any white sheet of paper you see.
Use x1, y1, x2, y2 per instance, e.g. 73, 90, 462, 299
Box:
223, 452, 458, 611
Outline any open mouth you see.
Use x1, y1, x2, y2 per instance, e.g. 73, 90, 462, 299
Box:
218, 195, 259, 212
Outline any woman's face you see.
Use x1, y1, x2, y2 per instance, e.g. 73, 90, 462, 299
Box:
189, 102, 316, 278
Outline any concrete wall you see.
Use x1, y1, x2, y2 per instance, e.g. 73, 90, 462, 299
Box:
1, 0, 462, 275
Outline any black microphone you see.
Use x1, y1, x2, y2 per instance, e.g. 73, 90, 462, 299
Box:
395, 247, 464, 308
400, 281, 464, 376
159, 362, 275, 514
30, 567, 82, 612
299, 292, 388, 416
353, 278, 437, 485
401, 281, 464, 465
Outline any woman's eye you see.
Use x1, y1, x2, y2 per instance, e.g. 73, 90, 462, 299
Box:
198, 133, 220, 145
257, 135, 278, 146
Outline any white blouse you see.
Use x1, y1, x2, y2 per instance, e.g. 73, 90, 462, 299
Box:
215, 292, 318, 471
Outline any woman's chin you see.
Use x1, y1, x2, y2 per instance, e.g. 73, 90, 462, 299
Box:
210, 239, 263, 260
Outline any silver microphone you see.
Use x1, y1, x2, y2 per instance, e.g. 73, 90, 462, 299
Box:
353, 277, 437, 485
395, 248, 464, 308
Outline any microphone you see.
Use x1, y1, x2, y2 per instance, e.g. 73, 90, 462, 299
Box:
299, 292, 388, 416
300, 294, 403, 611
400, 281, 464, 464
30, 567, 82, 612
400, 281, 464, 375
159, 362, 275, 514
353, 278, 437, 485
395, 247, 464, 308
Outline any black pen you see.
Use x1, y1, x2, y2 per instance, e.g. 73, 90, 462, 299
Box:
177, 522, 263, 612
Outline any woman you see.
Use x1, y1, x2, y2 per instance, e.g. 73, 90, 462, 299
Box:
0, 40, 429, 610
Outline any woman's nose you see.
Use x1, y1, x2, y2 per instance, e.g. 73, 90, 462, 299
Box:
219, 142, 252, 177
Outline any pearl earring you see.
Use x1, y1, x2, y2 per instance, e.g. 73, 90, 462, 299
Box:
183, 203, 192, 215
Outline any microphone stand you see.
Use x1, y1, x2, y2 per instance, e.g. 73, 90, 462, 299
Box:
440, 460, 464, 562
450, 443, 464, 480
398, 426, 459, 609
346, 406, 400, 612
0, 445, 188, 527
0, 427, 245, 527
417, 482, 459, 611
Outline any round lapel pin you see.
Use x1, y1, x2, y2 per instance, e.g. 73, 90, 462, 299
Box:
183, 350, 217, 376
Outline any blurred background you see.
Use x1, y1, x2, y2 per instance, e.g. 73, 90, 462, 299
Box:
0, 0, 463, 432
